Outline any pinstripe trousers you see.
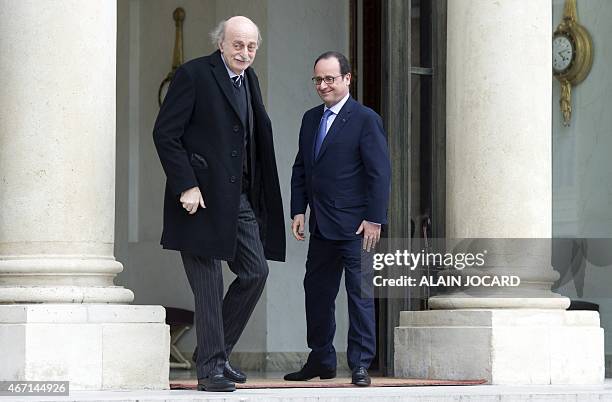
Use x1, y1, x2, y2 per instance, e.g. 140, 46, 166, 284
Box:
180, 193, 269, 379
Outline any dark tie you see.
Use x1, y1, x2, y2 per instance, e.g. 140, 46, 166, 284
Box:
232, 75, 243, 88
314, 109, 334, 159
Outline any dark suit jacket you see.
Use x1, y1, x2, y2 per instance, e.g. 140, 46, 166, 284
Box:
153, 50, 286, 262
290, 96, 391, 240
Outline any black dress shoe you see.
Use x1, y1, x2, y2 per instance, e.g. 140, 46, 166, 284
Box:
197, 374, 236, 392
223, 361, 247, 383
351, 366, 371, 386
284, 365, 336, 381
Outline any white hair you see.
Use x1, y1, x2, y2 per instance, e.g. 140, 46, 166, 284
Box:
210, 18, 262, 47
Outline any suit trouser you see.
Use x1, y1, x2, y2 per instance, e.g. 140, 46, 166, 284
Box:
180, 193, 268, 379
304, 233, 376, 371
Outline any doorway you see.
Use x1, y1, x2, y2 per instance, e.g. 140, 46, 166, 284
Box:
350, 0, 447, 375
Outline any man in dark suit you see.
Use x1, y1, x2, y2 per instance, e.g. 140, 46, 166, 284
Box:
153, 16, 285, 392
286, 51, 391, 386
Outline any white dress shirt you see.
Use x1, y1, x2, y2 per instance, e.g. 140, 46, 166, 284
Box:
323, 92, 350, 133
220, 52, 245, 81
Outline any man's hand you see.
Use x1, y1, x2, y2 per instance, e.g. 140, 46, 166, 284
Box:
356, 220, 381, 252
292, 214, 306, 241
180, 187, 206, 215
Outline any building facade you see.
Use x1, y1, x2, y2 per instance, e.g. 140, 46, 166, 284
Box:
0, 0, 609, 389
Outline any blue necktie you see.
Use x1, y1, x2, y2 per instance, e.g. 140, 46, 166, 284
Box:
314, 109, 334, 159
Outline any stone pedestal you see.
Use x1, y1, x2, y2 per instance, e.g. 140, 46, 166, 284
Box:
0, 305, 169, 390
395, 310, 604, 384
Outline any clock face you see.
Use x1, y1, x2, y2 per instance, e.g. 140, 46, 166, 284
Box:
553, 34, 574, 72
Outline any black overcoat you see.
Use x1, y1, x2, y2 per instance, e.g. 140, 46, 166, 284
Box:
153, 50, 286, 262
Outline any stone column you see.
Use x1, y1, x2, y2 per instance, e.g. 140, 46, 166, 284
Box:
0, 0, 131, 303
394, 0, 604, 384
0, 0, 168, 389
429, 0, 565, 310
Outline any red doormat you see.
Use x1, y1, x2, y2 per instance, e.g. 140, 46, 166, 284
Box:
171, 378, 487, 389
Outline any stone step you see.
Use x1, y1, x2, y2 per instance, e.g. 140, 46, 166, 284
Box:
10, 381, 612, 402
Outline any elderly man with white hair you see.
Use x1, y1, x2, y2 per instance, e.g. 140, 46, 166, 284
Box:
153, 16, 286, 392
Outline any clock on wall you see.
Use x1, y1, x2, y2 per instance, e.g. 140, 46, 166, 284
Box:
553, 0, 593, 126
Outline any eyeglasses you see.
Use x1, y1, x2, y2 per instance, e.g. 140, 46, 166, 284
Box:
311, 75, 345, 86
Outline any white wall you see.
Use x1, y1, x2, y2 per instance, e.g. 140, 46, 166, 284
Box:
265, 0, 350, 353
116, 0, 350, 359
